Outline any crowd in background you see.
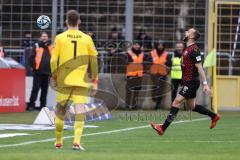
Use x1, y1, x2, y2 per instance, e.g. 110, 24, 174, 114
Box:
0, 27, 185, 111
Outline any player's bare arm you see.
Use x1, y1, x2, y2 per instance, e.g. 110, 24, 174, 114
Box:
195, 62, 212, 95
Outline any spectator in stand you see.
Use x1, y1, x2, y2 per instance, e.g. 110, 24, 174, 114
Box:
136, 28, 152, 51
104, 27, 125, 72
87, 27, 98, 47
108, 27, 124, 43
21, 31, 36, 48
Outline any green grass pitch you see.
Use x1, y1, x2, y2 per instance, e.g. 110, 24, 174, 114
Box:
0, 110, 239, 160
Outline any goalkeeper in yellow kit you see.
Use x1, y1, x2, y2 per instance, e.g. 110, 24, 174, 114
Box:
51, 10, 98, 150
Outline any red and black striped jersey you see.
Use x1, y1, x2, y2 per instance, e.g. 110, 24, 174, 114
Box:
181, 44, 202, 83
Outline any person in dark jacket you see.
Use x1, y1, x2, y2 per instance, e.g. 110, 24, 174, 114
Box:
108, 27, 125, 43
104, 27, 125, 72
21, 31, 36, 48
136, 29, 152, 51
27, 32, 52, 111
87, 27, 98, 47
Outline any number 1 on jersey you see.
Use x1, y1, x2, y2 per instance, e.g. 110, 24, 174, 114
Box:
71, 40, 77, 59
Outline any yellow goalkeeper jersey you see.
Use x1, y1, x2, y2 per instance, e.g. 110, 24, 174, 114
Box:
51, 29, 98, 88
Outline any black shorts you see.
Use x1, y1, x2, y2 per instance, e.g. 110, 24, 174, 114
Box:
179, 80, 200, 99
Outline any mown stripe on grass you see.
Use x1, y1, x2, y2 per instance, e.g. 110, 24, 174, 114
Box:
0, 118, 208, 148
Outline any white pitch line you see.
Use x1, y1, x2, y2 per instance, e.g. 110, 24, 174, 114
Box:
0, 118, 208, 148
0, 133, 41, 139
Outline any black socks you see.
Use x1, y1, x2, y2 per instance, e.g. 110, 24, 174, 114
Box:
162, 106, 179, 131
162, 105, 215, 132
192, 104, 216, 119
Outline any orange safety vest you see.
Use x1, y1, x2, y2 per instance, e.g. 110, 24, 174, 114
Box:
150, 49, 167, 76
35, 45, 52, 70
126, 50, 144, 77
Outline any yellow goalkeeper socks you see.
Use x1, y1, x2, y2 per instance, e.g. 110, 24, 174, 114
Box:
73, 114, 85, 145
55, 116, 64, 144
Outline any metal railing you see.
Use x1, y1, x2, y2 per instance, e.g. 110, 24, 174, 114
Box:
2, 48, 240, 76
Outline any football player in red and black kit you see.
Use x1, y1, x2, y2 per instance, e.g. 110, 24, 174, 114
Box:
150, 28, 220, 136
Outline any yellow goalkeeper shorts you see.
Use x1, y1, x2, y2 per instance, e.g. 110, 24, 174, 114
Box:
56, 87, 89, 105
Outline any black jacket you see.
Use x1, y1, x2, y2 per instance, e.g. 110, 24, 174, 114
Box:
29, 41, 51, 75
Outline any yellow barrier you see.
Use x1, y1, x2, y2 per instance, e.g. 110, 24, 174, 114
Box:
217, 76, 240, 107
